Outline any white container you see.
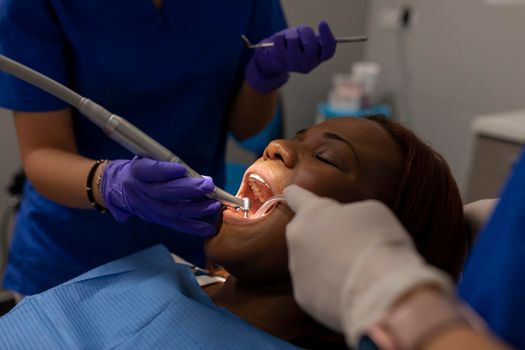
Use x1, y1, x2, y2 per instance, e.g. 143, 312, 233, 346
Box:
328, 80, 364, 111
351, 62, 381, 98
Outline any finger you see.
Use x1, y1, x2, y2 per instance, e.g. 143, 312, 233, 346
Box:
284, 185, 321, 212
284, 27, 303, 68
298, 25, 317, 54
256, 34, 286, 75
124, 185, 220, 220
179, 199, 222, 219
123, 188, 163, 222
296, 25, 318, 73
163, 218, 217, 237
274, 32, 287, 52
141, 196, 220, 219
318, 20, 337, 61
271, 33, 287, 70
130, 158, 187, 182
136, 176, 215, 200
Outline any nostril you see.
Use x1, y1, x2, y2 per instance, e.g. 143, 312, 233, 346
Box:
264, 142, 285, 162
264, 140, 297, 168
273, 152, 285, 163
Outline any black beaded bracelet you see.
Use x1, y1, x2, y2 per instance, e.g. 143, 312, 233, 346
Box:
86, 160, 108, 213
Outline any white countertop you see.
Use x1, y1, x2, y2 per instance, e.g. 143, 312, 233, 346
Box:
472, 109, 525, 143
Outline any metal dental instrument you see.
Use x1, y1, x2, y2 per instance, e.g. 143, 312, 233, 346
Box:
0, 54, 251, 215
241, 34, 368, 49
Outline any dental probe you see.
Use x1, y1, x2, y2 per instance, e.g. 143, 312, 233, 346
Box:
0, 54, 251, 214
241, 35, 368, 49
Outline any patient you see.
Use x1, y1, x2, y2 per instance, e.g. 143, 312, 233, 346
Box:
203, 116, 467, 347
0, 117, 467, 349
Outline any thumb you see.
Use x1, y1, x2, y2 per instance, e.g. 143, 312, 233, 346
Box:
318, 20, 336, 61
284, 185, 323, 212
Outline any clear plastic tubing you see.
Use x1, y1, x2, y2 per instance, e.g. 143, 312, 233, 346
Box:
250, 195, 286, 219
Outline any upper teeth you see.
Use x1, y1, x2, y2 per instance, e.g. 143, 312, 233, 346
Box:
248, 173, 270, 189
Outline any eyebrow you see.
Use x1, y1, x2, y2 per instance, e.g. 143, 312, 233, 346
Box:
323, 132, 360, 166
293, 128, 360, 166
294, 129, 307, 138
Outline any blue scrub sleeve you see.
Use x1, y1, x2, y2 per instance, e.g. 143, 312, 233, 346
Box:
247, 0, 287, 44
0, 0, 70, 111
459, 147, 525, 349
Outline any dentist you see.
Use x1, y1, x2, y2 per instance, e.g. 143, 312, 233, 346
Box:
0, 0, 337, 296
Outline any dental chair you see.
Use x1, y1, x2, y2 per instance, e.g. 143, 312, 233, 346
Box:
464, 198, 498, 242
0, 170, 24, 315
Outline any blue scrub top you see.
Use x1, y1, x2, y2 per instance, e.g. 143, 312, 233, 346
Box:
0, 0, 286, 295
459, 146, 525, 349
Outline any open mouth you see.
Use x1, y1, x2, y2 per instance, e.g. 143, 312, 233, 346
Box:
224, 171, 283, 224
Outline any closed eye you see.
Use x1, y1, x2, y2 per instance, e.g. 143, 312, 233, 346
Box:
316, 154, 339, 168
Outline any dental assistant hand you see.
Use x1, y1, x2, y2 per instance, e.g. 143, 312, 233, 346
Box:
283, 185, 453, 346
100, 157, 221, 237
245, 21, 337, 94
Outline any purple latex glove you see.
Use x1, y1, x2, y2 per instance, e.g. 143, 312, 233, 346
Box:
101, 157, 221, 237
245, 21, 337, 94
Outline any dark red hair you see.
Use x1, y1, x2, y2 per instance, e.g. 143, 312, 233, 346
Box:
367, 116, 469, 280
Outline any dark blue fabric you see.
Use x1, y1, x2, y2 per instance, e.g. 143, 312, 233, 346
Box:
0, 0, 286, 294
459, 146, 525, 349
0, 245, 300, 349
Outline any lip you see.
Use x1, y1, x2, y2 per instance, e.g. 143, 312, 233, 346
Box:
223, 162, 283, 225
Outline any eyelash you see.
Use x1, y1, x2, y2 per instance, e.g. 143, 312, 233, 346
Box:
316, 154, 339, 169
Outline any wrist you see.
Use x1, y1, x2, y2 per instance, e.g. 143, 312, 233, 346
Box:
343, 246, 454, 345
93, 161, 107, 208
392, 285, 445, 309
87, 159, 109, 212
358, 286, 487, 350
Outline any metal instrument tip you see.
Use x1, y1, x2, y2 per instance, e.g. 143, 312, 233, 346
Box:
242, 197, 251, 218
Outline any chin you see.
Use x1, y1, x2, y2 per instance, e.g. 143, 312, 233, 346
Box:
204, 163, 294, 284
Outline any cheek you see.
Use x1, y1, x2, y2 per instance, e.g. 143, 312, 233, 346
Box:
204, 206, 293, 282
290, 165, 331, 190
291, 166, 359, 203
204, 223, 254, 265
252, 224, 289, 278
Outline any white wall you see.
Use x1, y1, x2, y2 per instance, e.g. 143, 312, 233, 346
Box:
365, 0, 525, 194
279, 0, 369, 137
0, 109, 21, 276
0, 109, 21, 220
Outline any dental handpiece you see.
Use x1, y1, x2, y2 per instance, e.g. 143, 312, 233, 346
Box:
0, 54, 251, 214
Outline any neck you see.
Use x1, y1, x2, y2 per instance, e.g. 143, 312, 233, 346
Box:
204, 276, 338, 345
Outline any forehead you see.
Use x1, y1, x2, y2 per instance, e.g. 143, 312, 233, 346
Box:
311, 117, 402, 175
312, 117, 395, 150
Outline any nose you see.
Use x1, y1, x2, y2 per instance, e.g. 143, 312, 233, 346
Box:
263, 139, 298, 168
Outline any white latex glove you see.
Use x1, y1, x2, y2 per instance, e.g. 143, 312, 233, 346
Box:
284, 185, 453, 346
